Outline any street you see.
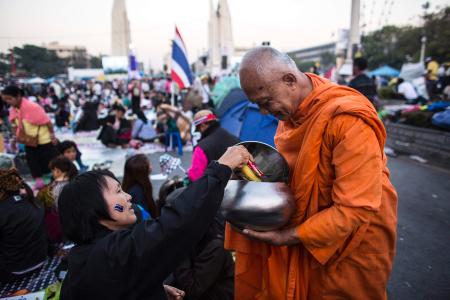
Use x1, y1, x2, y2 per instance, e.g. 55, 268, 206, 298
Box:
387, 156, 450, 300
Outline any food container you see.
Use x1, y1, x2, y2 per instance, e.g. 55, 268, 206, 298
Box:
221, 141, 294, 231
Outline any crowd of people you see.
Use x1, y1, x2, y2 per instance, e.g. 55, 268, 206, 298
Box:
0, 70, 247, 299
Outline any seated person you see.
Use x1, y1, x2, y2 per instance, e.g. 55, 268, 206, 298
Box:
55, 101, 71, 129
397, 78, 427, 104
57, 146, 250, 299
0, 169, 48, 282
36, 156, 78, 244
58, 140, 89, 172
122, 154, 159, 219
164, 188, 235, 300
97, 104, 131, 148
188, 110, 240, 182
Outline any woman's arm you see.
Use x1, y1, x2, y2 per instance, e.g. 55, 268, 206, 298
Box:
104, 162, 231, 284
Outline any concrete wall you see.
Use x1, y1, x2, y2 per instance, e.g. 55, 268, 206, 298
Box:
385, 122, 450, 168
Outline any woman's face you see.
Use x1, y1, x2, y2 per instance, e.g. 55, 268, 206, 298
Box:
102, 176, 136, 228
2, 94, 21, 108
63, 147, 77, 162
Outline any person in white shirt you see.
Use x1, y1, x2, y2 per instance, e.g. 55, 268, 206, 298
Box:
397, 78, 426, 104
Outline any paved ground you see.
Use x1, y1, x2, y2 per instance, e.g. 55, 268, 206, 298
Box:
62, 131, 450, 299
387, 156, 450, 300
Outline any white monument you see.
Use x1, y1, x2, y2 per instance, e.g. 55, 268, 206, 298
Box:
111, 0, 131, 56
208, 0, 234, 76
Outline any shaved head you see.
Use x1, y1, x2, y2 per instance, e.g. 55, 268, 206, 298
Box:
238, 46, 312, 121
240, 46, 298, 77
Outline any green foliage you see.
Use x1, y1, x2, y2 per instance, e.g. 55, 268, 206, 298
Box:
89, 56, 103, 68
12, 44, 66, 77
362, 6, 450, 69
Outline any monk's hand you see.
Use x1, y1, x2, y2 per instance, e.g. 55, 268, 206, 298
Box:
242, 227, 300, 246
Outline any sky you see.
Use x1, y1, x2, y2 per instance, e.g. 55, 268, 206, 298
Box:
0, 0, 448, 70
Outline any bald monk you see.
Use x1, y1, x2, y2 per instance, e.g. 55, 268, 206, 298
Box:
224, 47, 398, 299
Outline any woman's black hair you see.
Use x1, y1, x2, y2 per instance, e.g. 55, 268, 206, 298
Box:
58, 140, 78, 154
58, 170, 118, 245
49, 155, 79, 179
1, 85, 23, 97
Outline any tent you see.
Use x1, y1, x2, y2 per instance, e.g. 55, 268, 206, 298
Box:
368, 65, 400, 77
215, 88, 247, 117
26, 77, 46, 84
219, 100, 278, 146
211, 75, 240, 108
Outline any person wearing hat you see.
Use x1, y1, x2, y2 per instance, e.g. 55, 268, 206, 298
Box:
188, 110, 240, 182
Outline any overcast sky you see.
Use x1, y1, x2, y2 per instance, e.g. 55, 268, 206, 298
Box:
0, 0, 447, 70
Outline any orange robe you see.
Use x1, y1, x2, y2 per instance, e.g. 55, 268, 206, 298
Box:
225, 73, 398, 299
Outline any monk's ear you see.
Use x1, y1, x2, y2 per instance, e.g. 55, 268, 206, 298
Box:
282, 73, 297, 88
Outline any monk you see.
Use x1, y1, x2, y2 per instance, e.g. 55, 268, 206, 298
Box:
224, 47, 398, 299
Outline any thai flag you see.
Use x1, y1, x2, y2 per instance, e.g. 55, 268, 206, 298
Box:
171, 26, 193, 89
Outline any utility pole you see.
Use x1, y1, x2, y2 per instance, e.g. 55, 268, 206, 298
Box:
347, 0, 361, 62
419, 2, 430, 63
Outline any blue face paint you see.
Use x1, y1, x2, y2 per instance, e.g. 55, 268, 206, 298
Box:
114, 204, 124, 213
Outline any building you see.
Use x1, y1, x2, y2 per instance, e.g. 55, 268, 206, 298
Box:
287, 42, 336, 65
111, 0, 131, 57
207, 0, 234, 76
44, 41, 89, 68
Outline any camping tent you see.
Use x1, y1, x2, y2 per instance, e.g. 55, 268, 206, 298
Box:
368, 65, 400, 77
219, 99, 278, 146
216, 88, 247, 117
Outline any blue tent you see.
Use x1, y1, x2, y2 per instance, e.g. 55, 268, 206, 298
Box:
368, 65, 400, 77
219, 100, 279, 146
216, 88, 247, 117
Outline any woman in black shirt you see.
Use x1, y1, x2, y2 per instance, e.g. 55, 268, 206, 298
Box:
58, 146, 251, 300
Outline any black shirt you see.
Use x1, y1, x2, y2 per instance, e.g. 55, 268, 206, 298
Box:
349, 73, 377, 103
61, 162, 232, 300
172, 237, 234, 300
0, 194, 47, 273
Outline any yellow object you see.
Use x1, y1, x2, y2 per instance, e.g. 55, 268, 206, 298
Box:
241, 165, 261, 182
14, 119, 51, 145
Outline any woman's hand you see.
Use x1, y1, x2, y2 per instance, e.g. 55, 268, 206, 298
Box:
164, 285, 185, 300
218, 145, 252, 170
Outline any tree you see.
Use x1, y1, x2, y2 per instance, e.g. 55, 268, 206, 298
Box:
362, 5, 449, 69
12, 44, 66, 77
89, 55, 103, 68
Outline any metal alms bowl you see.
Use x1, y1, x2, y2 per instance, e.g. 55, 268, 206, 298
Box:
234, 141, 289, 183
221, 141, 294, 231
221, 180, 295, 231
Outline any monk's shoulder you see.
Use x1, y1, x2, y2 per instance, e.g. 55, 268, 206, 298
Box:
325, 114, 376, 146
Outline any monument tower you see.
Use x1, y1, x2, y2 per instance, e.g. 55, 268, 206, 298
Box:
111, 0, 131, 56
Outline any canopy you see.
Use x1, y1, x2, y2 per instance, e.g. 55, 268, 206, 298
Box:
368, 65, 400, 78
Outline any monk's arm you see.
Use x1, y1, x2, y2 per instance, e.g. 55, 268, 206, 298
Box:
297, 115, 383, 264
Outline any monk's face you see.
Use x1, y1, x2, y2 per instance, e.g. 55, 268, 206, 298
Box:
240, 71, 299, 121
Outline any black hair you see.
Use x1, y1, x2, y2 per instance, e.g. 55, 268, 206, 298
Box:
58, 170, 118, 245
1, 85, 23, 98
353, 57, 368, 71
58, 140, 77, 154
49, 155, 78, 179
157, 176, 184, 211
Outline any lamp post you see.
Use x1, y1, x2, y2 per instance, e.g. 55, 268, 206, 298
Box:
419, 2, 430, 63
